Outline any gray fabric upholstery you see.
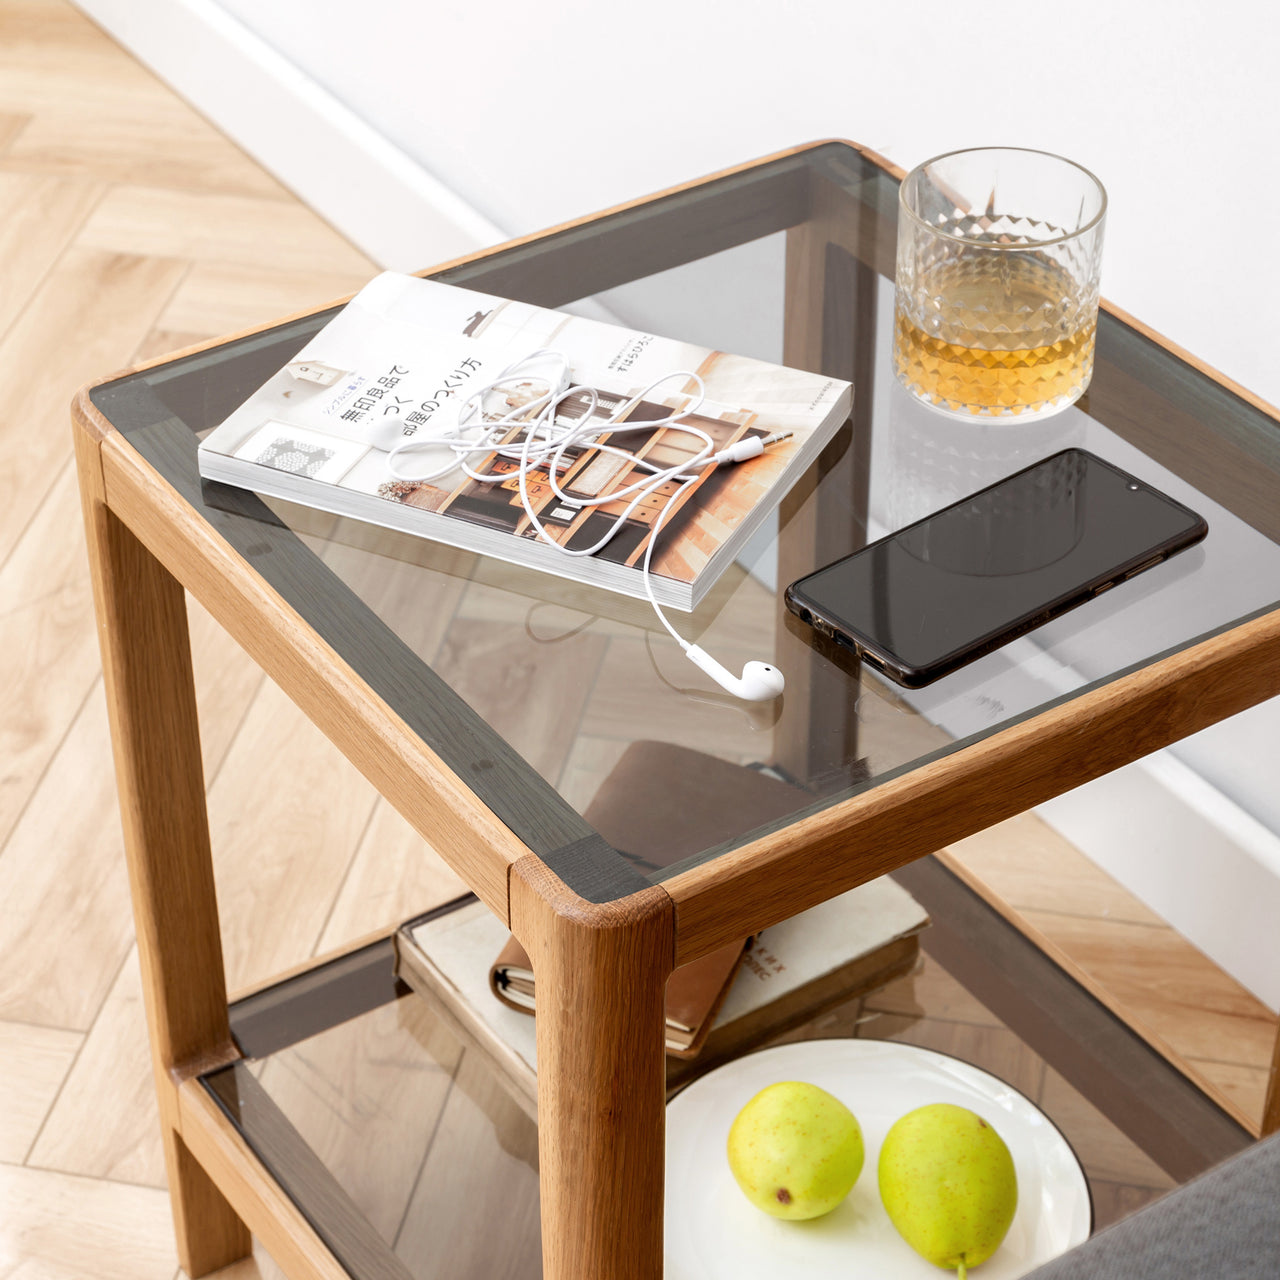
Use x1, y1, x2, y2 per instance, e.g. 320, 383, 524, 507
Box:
1026, 1132, 1280, 1278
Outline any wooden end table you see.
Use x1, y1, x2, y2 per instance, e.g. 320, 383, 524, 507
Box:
74, 141, 1280, 1280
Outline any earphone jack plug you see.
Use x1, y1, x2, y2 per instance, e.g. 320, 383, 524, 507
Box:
713, 430, 794, 466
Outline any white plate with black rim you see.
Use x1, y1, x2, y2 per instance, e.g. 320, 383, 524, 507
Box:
665, 1039, 1092, 1279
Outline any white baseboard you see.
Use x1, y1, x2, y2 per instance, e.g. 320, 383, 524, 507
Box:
71, 0, 507, 272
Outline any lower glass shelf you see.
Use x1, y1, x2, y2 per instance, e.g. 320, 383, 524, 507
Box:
206, 862, 1252, 1280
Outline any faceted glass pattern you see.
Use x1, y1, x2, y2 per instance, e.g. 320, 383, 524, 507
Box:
894, 148, 1106, 422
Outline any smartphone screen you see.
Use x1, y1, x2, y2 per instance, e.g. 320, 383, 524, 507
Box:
784, 449, 1208, 688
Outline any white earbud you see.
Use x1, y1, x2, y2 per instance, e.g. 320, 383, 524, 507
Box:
684, 645, 785, 702
364, 414, 409, 452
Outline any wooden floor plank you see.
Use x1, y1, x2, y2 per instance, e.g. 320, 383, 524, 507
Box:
255, 998, 463, 1244
157, 262, 372, 340
1020, 908, 1276, 1075
3, 104, 292, 198
0, 684, 135, 1030
0, 244, 187, 564
945, 811, 1167, 926
0, 1019, 82, 1163
861, 1009, 1047, 1104
0, 1162, 179, 1280
204, 677, 384, 994
76, 186, 375, 275
198, 1243, 289, 1280
26, 944, 166, 1188
432, 615, 610, 786
1182, 1057, 1270, 1124
0, 5, 1271, 1274
556, 734, 631, 815
0, 1, 286, 199
0, 171, 104, 341
862, 949, 1005, 1029
1038, 1066, 1178, 1191
394, 1051, 542, 1280
133, 329, 217, 365
0, 109, 30, 153
0, 462, 102, 851
186, 593, 269, 789
577, 636, 767, 765
315, 797, 467, 955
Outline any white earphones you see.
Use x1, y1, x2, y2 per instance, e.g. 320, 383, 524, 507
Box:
363, 414, 411, 452
684, 647, 787, 702
369, 350, 786, 702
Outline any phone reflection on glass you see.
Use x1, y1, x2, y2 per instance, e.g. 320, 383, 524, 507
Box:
784, 449, 1208, 689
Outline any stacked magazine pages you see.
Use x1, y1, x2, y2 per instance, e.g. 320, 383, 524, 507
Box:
197, 272, 852, 610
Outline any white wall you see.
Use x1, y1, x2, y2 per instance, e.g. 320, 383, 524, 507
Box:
219, 0, 1280, 409
76, 0, 1280, 1000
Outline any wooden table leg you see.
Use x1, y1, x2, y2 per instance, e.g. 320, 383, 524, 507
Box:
511, 857, 675, 1280
75, 421, 251, 1276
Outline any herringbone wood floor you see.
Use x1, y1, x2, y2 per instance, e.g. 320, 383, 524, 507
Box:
0, 2, 1274, 1276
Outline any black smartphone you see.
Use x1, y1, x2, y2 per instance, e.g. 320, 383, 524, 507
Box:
784, 448, 1208, 688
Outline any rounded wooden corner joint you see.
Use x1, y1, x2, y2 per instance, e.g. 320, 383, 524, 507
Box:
72, 380, 120, 446
509, 853, 676, 971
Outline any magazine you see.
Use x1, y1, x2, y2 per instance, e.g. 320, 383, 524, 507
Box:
197, 272, 852, 610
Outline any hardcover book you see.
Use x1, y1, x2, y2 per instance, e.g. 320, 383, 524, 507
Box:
196, 272, 852, 610
395, 878, 928, 1120
488, 932, 749, 1059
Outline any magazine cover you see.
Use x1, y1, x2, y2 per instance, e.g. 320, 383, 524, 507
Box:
197, 272, 852, 609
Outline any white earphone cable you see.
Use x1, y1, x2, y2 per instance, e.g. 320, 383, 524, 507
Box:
378, 349, 787, 699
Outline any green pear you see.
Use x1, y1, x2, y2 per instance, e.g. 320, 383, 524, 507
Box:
878, 1103, 1018, 1277
726, 1080, 864, 1220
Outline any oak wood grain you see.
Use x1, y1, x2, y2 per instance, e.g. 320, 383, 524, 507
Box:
74, 413, 250, 1273
510, 856, 674, 1280
178, 1077, 353, 1280
86, 407, 532, 920
666, 607, 1280, 965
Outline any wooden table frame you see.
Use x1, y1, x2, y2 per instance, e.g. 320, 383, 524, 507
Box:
74, 141, 1280, 1280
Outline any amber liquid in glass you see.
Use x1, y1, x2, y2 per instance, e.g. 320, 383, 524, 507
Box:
894, 253, 1095, 417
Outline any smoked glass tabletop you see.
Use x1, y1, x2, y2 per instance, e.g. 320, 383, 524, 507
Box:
89, 142, 1280, 904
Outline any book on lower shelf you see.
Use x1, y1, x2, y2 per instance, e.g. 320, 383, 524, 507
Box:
196, 271, 852, 610
489, 931, 749, 1059
394, 878, 929, 1121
